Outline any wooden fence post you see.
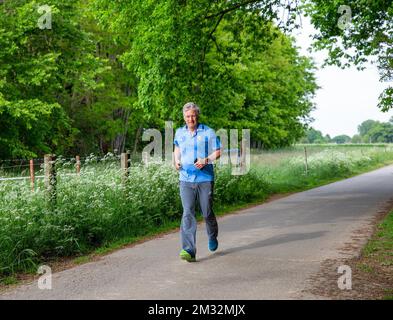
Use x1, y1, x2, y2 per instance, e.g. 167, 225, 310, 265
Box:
76, 155, 81, 176
126, 150, 131, 162
30, 159, 35, 192
44, 154, 57, 204
121, 152, 129, 185
304, 146, 308, 176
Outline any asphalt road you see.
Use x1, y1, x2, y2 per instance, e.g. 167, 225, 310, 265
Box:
2, 164, 393, 300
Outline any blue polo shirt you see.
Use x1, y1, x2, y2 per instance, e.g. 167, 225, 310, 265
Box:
174, 123, 221, 182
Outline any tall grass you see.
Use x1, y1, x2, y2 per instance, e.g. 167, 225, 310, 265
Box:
0, 145, 393, 277
252, 144, 393, 192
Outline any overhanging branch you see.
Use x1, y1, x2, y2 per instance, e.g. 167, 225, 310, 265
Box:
205, 0, 265, 19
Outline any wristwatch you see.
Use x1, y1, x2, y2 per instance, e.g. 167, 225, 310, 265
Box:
194, 158, 208, 164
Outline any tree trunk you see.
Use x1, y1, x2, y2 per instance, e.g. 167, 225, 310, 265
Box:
133, 125, 143, 155
111, 107, 132, 154
111, 84, 133, 154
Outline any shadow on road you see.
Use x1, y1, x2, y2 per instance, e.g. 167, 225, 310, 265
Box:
198, 231, 328, 262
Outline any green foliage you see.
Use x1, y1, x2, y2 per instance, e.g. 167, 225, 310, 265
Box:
357, 119, 393, 143
214, 166, 270, 204
358, 120, 379, 137
304, 118, 393, 144
0, 0, 319, 157
366, 123, 393, 143
299, 127, 330, 144
93, 0, 318, 148
3, 0, 390, 158
351, 134, 362, 144
266, 145, 393, 191
205, 18, 318, 147
331, 134, 351, 144
362, 210, 393, 299
0, 0, 107, 158
304, 0, 393, 111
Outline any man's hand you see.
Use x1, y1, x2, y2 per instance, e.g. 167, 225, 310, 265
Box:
174, 146, 182, 171
175, 161, 182, 170
194, 158, 208, 169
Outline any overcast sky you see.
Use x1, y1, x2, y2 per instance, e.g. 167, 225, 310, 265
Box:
292, 16, 393, 138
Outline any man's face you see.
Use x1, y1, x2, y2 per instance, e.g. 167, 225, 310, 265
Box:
184, 110, 198, 130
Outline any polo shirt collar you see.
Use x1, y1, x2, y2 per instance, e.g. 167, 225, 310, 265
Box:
184, 123, 204, 134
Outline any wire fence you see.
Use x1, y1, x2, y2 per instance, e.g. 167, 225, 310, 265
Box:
0, 153, 130, 187
1, 145, 392, 184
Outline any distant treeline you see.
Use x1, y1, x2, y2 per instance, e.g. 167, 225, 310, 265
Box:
300, 118, 393, 144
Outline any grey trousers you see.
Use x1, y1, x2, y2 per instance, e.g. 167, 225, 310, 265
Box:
179, 181, 218, 255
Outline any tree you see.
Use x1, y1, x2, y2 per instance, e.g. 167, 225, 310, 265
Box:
332, 135, 351, 144
356, 119, 393, 143
0, 0, 107, 158
93, 0, 318, 148
304, 0, 393, 112
0, 0, 145, 158
351, 134, 361, 144
358, 120, 380, 137
299, 127, 326, 143
366, 123, 393, 143
67, 7, 142, 156
0, 0, 319, 158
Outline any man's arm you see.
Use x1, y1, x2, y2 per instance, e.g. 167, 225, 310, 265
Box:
194, 129, 221, 169
173, 146, 181, 170
194, 148, 221, 169
207, 149, 221, 162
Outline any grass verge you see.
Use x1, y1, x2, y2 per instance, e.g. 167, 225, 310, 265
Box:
306, 208, 393, 300
359, 210, 393, 300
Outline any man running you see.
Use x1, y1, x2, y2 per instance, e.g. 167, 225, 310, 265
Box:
174, 102, 222, 262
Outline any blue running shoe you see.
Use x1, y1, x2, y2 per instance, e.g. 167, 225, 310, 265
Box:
208, 238, 218, 252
